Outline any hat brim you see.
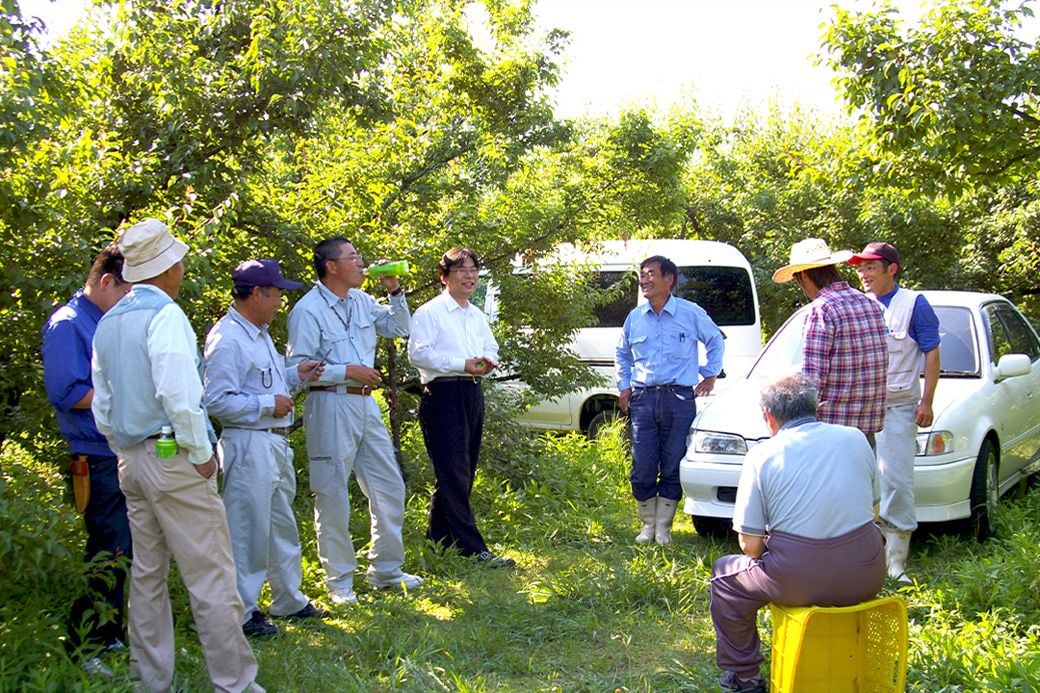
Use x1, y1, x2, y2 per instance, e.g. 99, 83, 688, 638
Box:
272, 278, 304, 290
847, 252, 884, 265
122, 237, 189, 283
772, 251, 853, 284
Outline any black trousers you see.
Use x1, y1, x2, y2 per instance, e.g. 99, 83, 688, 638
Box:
418, 380, 489, 556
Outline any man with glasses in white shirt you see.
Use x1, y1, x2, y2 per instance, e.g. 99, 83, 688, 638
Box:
286, 236, 423, 606
408, 248, 514, 568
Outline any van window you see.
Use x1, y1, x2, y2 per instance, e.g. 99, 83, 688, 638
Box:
674, 266, 756, 326
593, 270, 638, 328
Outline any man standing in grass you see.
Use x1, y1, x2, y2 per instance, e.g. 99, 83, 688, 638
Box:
772, 238, 888, 444
204, 259, 329, 638
92, 219, 262, 692
850, 241, 940, 582
286, 236, 423, 606
616, 255, 724, 545
42, 244, 132, 672
408, 247, 515, 568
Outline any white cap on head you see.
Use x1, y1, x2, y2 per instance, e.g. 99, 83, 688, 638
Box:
118, 219, 189, 282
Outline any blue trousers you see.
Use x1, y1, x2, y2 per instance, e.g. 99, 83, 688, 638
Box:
68, 454, 132, 652
628, 386, 697, 501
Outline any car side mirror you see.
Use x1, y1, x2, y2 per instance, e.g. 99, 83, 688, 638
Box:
995, 353, 1031, 380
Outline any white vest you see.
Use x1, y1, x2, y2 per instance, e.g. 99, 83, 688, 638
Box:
879, 288, 921, 407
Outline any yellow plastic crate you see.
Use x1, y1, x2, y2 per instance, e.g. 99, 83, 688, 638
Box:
769, 596, 908, 692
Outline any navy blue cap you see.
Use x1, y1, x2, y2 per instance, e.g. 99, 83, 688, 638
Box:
233, 259, 303, 290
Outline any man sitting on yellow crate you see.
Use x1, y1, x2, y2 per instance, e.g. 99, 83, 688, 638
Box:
709, 374, 886, 693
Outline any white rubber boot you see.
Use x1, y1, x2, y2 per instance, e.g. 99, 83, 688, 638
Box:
655, 498, 678, 545
884, 528, 912, 583
636, 497, 657, 544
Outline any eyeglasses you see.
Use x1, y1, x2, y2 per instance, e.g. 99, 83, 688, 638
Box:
449, 266, 479, 275
334, 252, 363, 264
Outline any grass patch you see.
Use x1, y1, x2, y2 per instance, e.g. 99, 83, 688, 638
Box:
2, 419, 1040, 691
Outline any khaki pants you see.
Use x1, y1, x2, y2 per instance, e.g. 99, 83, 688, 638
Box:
118, 441, 261, 693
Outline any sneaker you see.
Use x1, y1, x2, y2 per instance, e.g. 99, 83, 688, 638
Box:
474, 550, 516, 569
241, 611, 279, 637
718, 670, 766, 692
273, 601, 331, 620
367, 572, 424, 590
328, 587, 358, 606
81, 656, 113, 677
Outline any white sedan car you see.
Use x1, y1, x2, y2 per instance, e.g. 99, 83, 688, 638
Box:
680, 290, 1040, 541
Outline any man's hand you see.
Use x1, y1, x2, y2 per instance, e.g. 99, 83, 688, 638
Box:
695, 376, 717, 397
346, 364, 382, 387
297, 359, 325, 383
914, 401, 934, 427
619, 388, 632, 413
465, 356, 497, 376
379, 274, 401, 295
195, 456, 218, 479
273, 394, 294, 418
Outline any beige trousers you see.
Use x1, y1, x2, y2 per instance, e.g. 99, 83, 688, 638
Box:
118, 441, 261, 692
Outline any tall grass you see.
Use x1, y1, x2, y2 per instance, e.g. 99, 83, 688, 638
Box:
2, 408, 1039, 691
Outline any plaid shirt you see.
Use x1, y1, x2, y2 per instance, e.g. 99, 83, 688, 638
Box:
801, 282, 888, 432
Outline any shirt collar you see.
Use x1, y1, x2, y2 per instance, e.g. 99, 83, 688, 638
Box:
780, 416, 817, 430
439, 290, 470, 312
316, 280, 349, 305
71, 289, 103, 322
639, 294, 677, 316
876, 284, 901, 302
227, 304, 263, 339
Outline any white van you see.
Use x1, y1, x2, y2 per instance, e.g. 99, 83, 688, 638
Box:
490, 239, 762, 437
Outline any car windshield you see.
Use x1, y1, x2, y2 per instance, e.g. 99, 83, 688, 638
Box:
748, 307, 807, 378
748, 301, 982, 381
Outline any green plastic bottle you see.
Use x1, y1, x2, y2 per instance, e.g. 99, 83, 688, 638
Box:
367, 260, 409, 279
155, 425, 178, 458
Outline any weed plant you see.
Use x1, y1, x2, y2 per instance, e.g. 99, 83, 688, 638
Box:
1, 410, 1039, 691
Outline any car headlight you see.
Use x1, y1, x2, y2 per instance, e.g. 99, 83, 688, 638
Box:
916, 431, 954, 456
691, 430, 748, 455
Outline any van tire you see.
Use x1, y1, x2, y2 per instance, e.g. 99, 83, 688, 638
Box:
587, 410, 626, 440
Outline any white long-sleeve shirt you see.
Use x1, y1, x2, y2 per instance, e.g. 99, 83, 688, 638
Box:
408, 291, 499, 384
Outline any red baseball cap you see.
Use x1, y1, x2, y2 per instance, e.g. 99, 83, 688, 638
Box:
849, 241, 901, 267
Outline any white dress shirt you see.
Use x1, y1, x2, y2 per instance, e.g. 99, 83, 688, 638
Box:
408, 291, 498, 384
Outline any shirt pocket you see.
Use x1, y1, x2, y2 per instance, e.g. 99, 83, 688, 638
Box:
351, 310, 377, 360
630, 334, 652, 361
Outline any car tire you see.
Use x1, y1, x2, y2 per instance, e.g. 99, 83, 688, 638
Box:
587, 409, 626, 440
692, 515, 731, 539
966, 438, 999, 542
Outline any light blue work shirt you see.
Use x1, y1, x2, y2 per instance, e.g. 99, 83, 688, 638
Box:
615, 295, 725, 391
204, 305, 303, 429
285, 281, 409, 385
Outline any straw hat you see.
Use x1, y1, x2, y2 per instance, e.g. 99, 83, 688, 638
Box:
118, 219, 189, 282
772, 238, 853, 284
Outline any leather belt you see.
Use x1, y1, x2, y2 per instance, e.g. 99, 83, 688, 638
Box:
428, 376, 482, 385
225, 426, 291, 437
634, 384, 694, 393
310, 384, 372, 396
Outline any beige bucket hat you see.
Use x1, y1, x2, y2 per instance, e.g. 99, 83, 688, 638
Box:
118, 219, 189, 282
772, 238, 853, 284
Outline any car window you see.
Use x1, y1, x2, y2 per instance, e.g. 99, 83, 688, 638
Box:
749, 308, 806, 377
591, 270, 638, 328
984, 304, 1017, 364
674, 266, 756, 326
992, 303, 1040, 361
934, 306, 980, 375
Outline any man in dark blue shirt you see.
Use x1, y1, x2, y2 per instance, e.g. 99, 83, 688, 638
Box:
42, 244, 133, 663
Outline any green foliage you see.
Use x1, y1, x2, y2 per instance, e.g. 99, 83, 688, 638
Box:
823, 0, 1040, 198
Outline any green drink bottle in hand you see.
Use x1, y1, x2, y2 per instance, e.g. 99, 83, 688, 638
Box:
367, 260, 409, 279
155, 425, 178, 458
